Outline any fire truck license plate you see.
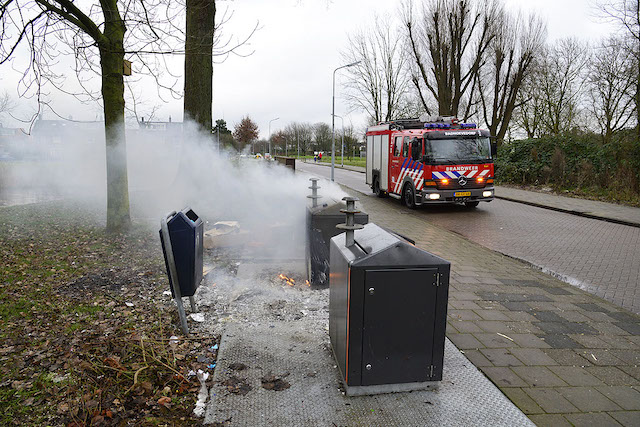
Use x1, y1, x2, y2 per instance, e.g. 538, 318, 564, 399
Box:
454, 191, 471, 197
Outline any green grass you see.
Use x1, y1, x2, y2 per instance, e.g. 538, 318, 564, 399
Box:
0, 387, 48, 424
301, 155, 366, 168
0, 370, 66, 425
0, 297, 35, 321
73, 304, 103, 315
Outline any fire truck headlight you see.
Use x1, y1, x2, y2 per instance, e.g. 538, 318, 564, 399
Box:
429, 193, 441, 200
483, 191, 493, 198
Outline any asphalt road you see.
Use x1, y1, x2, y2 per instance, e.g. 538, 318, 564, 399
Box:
297, 161, 640, 315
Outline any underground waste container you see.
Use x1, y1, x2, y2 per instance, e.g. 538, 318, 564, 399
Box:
329, 222, 450, 396
306, 200, 368, 287
159, 207, 203, 297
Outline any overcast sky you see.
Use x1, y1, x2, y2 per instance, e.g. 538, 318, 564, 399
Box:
0, 0, 617, 138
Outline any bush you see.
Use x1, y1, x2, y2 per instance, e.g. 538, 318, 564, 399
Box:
495, 130, 640, 205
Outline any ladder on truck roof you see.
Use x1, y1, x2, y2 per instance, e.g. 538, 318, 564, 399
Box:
378, 118, 424, 130
378, 116, 460, 130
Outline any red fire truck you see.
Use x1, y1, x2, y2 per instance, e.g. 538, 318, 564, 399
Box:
366, 117, 496, 208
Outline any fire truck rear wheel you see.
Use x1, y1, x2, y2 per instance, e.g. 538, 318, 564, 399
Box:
403, 184, 416, 209
373, 177, 385, 198
464, 201, 480, 208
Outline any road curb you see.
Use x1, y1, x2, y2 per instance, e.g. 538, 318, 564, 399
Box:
495, 195, 640, 229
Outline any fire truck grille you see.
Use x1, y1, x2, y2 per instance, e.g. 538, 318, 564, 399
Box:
437, 182, 486, 190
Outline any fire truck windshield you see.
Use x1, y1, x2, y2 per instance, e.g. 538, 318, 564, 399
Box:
424, 137, 492, 164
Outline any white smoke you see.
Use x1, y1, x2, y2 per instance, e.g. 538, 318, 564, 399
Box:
1, 120, 347, 259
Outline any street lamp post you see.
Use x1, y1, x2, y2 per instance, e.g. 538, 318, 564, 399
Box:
269, 117, 280, 158
333, 114, 345, 167
331, 61, 360, 181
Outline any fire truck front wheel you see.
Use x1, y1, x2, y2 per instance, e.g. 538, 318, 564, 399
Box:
403, 184, 417, 209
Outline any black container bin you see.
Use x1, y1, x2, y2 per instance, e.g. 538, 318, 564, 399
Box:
159, 207, 203, 297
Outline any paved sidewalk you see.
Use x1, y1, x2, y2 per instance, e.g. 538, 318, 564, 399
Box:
495, 186, 640, 228
355, 193, 640, 426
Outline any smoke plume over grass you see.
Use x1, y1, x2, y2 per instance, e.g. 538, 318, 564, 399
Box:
1, 120, 347, 259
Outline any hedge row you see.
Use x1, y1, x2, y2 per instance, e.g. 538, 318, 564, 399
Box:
495, 131, 640, 200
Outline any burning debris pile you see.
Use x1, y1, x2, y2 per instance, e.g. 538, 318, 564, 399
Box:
186, 196, 331, 330
278, 273, 311, 288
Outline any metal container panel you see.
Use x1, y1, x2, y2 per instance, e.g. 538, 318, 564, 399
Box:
329, 222, 451, 389
360, 268, 438, 386
329, 239, 364, 381
307, 202, 368, 287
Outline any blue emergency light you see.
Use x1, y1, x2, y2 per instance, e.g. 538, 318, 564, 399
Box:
424, 122, 456, 129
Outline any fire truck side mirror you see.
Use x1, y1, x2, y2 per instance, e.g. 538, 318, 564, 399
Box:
411, 140, 421, 161
491, 141, 498, 157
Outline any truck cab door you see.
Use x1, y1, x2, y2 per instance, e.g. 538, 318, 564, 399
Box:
389, 136, 403, 194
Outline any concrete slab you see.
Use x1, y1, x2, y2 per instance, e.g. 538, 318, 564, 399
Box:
204, 322, 534, 426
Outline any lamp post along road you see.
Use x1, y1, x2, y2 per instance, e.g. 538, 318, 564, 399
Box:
331, 61, 360, 181
269, 117, 280, 158
333, 114, 345, 167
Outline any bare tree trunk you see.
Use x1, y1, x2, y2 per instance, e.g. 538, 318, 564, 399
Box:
636, 50, 640, 140
184, 0, 216, 132
100, 3, 130, 232
403, 0, 493, 118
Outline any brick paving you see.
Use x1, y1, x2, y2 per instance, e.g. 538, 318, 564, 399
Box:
414, 199, 640, 315
353, 192, 640, 426
495, 185, 640, 227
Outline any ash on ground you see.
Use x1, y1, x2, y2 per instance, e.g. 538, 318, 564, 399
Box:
186, 244, 328, 337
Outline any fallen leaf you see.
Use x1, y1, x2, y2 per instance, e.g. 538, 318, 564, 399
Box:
104, 356, 123, 370
85, 399, 99, 409
157, 396, 172, 408
135, 381, 153, 396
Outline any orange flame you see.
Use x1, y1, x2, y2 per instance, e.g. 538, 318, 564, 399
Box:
305, 280, 310, 287
278, 274, 296, 286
